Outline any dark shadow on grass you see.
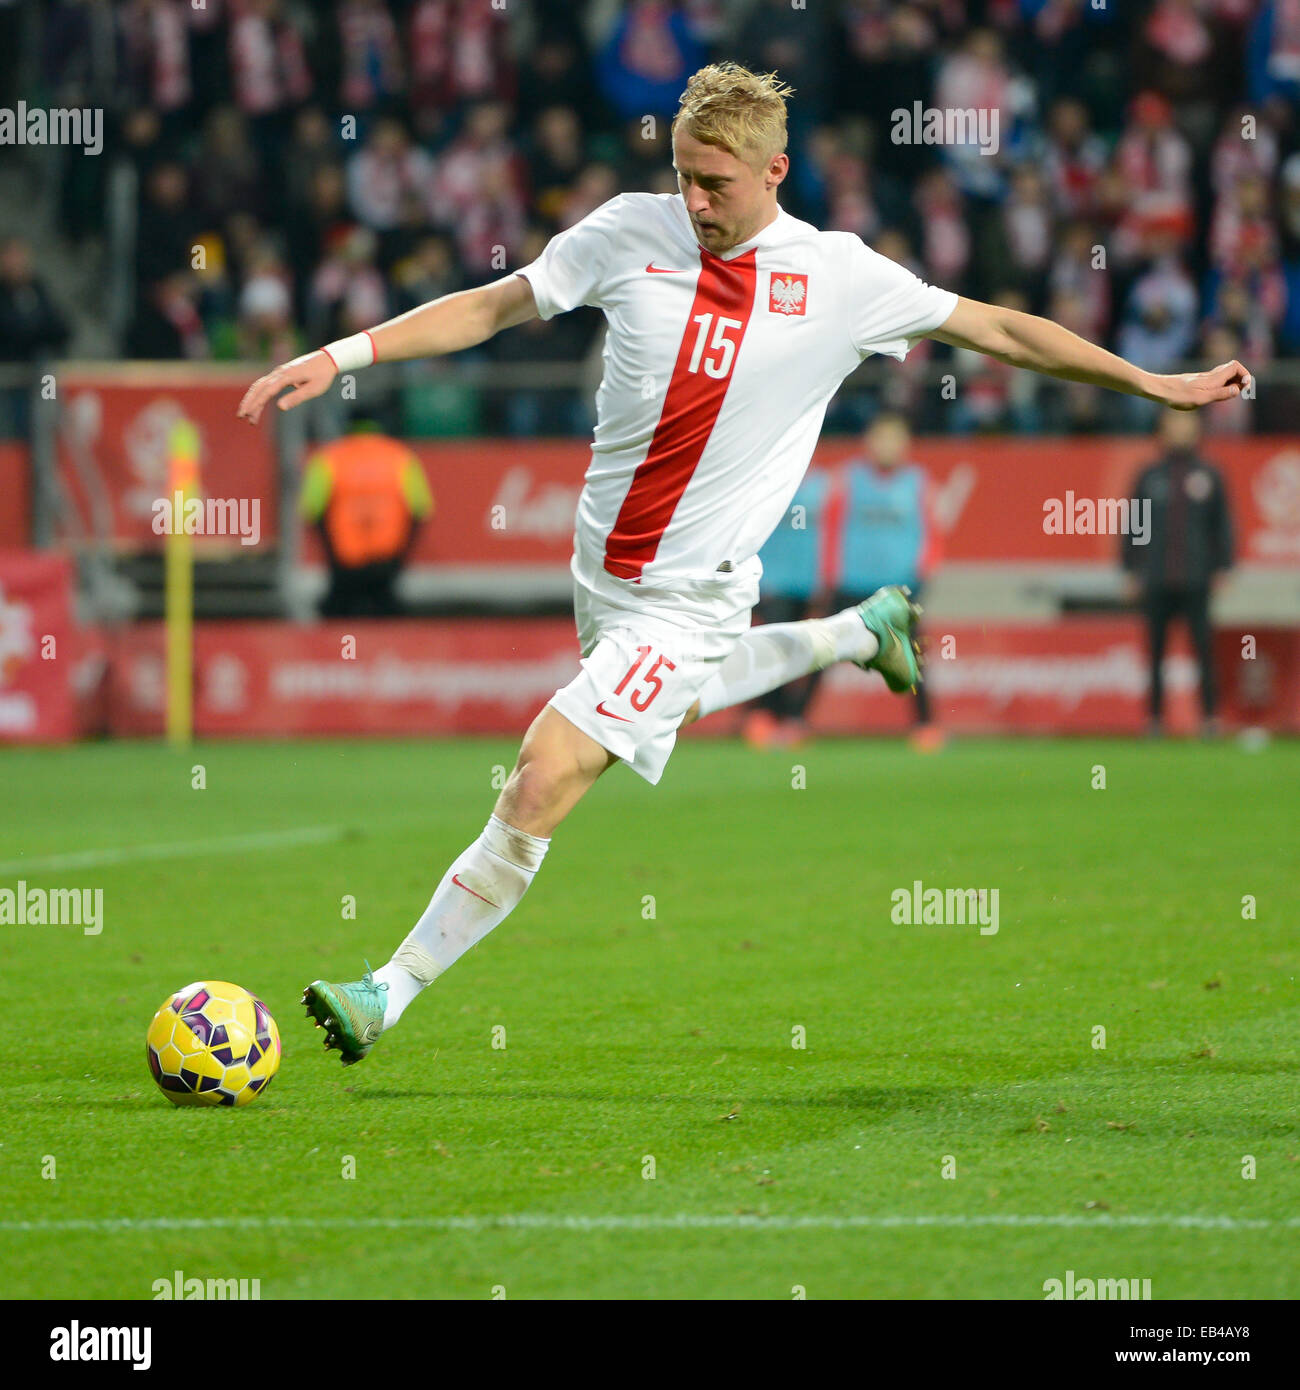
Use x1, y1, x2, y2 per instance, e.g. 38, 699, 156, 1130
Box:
341, 1084, 955, 1114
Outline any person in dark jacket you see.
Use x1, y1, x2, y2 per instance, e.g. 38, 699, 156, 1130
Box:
0, 237, 70, 436
1122, 409, 1234, 735
0, 237, 69, 362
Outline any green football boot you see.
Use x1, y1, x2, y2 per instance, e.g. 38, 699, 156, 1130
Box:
302, 963, 387, 1065
853, 585, 922, 694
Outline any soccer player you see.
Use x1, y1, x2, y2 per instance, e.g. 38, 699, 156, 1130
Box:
237, 64, 1250, 1064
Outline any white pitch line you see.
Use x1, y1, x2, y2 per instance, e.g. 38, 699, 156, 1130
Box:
0, 826, 348, 875
0, 1213, 1293, 1235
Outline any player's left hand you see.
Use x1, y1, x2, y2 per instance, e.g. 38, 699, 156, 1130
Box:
1151, 360, 1252, 411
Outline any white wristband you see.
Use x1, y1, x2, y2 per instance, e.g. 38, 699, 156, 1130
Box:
320, 331, 376, 374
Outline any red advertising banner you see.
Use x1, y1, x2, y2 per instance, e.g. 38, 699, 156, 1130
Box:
784, 620, 1300, 736
297, 437, 1300, 572
812, 436, 1300, 567
56, 368, 277, 550
0, 444, 29, 549
107, 619, 581, 737
0, 550, 75, 742
103, 617, 1299, 740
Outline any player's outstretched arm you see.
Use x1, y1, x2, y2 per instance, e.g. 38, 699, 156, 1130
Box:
928, 296, 1251, 411
236, 273, 539, 424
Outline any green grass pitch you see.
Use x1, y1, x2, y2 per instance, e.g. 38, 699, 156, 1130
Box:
1, 735, 1295, 1299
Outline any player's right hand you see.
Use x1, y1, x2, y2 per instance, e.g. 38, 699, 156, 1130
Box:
237, 350, 337, 424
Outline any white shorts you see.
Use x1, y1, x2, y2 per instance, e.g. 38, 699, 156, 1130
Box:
548, 553, 762, 784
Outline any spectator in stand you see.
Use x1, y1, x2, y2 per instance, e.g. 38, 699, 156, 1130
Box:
346, 117, 434, 264
119, 0, 193, 137
1040, 287, 1108, 433
1010, 0, 1121, 109
997, 165, 1054, 307
743, 469, 835, 750
515, 32, 598, 131
833, 0, 939, 185
528, 107, 587, 227
281, 106, 344, 225
1117, 241, 1200, 425
134, 161, 201, 347
831, 227, 936, 429
1209, 105, 1280, 207
734, 0, 833, 142
1279, 153, 1300, 350
932, 28, 1025, 201
487, 226, 600, 437
337, 0, 405, 112
407, 0, 515, 130
299, 417, 434, 618
428, 103, 520, 218
1122, 410, 1234, 737
615, 110, 675, 193
194, 105, 266, 228
1137, 0, 1223, 140
1246, 0, 1300, 106
1198, 324, 1254, 435
428, 102, 528, 278
391, 234, 460, 315
1204, 261, 1283, 365
0, 237, 70, 363
127, 270, 208, 360
1108, 92, 1194, 266
237, 247, 299, 361
1040, 98, 1106, 223
1048, 221, 1111, 345
0, 238, 70, 436
557, 163, 620, 232
1210, 171, 1280, 274
136, 160, 199, 285
117, 107, 166, 181
818, 127, 882, 241
914, 168, 971, 292
594, 0, 708, 121
284, 163, 352, 316
949, 287, 1043, 433
228, 0, 312, 156
827, 413, 943, 750
307, 226, 390, 347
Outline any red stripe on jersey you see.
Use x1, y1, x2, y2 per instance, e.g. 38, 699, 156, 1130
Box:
602, 248, 758, 580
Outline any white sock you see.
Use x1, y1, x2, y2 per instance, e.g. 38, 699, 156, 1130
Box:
373, 815, 550, 1029
695, 610, 877, 718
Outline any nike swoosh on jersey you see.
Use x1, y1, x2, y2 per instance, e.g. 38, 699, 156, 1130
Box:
595, 701, 634, 721
645, 263, 683, 274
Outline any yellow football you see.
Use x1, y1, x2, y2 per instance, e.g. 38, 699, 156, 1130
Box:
145, 981, 281, 1107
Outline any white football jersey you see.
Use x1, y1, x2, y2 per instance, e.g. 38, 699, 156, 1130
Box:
518, 192, 956, 588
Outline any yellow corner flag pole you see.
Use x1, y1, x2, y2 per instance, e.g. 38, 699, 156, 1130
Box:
165, 417, 200, 747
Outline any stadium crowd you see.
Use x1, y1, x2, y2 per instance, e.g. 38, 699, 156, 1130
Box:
11, 0, 1300, 434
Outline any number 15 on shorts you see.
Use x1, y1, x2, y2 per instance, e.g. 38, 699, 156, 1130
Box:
597, 644, 677, 720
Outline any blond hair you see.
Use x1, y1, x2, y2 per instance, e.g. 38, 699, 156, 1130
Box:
672, 62, 794, 167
